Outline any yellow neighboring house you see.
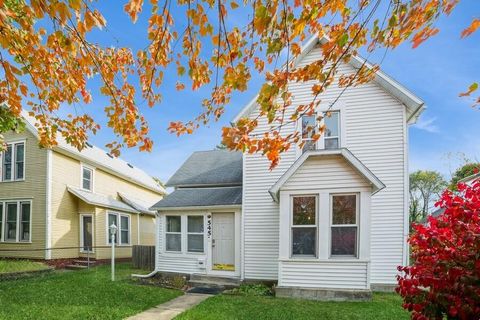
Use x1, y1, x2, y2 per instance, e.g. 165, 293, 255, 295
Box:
0, 113, 165, 260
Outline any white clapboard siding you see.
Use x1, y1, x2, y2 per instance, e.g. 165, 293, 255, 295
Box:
282, 156, 370, 190
279, 261, 369, 289
156, 214, 207, 275
243, 44, 407, 285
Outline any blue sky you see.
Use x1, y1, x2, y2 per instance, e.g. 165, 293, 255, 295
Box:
79, 1, 479, 183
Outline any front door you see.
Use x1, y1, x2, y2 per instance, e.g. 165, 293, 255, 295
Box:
212, 213, 235, 271
81, 215, 93, 252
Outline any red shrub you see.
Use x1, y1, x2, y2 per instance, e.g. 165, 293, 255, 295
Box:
397, 179, 480, 320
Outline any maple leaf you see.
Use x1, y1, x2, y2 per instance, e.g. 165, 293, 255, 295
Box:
461, 18, 480, 38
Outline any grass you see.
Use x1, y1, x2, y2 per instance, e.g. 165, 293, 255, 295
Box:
0, 259, 49, 274
175, 293, 409, 320
0, 263, 182, 320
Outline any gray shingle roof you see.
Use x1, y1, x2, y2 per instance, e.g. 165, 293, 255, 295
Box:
151, 187, 242, 209
166, 150, 242, 187
67, 186, 139, 213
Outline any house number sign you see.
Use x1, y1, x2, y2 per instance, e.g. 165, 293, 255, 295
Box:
207, 215, 212, 238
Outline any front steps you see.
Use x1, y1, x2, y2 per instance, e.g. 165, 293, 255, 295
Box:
65, 259, 97, 270
187, 274, 241, 294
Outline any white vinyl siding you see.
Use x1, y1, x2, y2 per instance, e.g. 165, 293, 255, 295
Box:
243, 44, 407, 285
279, 260, 368, 289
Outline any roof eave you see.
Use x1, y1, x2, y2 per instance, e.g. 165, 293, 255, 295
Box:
153, 204, 242, 211
67, 186, 139, 214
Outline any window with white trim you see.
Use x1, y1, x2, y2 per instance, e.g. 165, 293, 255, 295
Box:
165, 216, 181, 252
187, 216, 204, 253
82, 166, 93, 191
324, 111, 340, 149
0, 200, 31, 242
331, 194, 358, 257
1, 142, 25, 181
291, 196, 317, 257
301, 111, 340, 152
107, 212, 130, 245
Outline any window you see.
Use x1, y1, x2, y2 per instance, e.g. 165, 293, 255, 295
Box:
1, 142, 25, 182
301, 115, 317, 153
82, 166, 93, 191
291, 196, 317, 257
0, 200, 31, 242
107, 212, 130, 245
187, 216, 204, 253
331, 194, 358, 257
300, 111, 340, 152
165, 216, 181, 252
324, 111, 340, 149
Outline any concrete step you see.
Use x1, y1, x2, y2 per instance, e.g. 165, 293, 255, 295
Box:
188, 279, 239, 290
190, 274, 241, 285
65, 264, 88, 270
73, 260, 96, 265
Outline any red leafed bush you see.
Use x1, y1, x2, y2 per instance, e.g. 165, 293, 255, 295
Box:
397, 179, 480, 320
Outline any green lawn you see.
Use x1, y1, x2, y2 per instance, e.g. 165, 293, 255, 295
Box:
176, 293, 409, 320
0, 259, 49, 274
0, 263, 182, 320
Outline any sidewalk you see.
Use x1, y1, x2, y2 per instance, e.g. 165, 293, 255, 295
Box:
127, 293, 212, 320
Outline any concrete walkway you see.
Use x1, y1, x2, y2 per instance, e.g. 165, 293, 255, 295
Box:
127, 293, 212, 320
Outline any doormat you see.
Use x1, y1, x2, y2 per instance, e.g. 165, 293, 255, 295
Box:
213, 264, 235, 271
187, 286, 224, 295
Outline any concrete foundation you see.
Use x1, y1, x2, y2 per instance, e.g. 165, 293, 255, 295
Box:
371, 283, 397, 292
275, 286, 372, 301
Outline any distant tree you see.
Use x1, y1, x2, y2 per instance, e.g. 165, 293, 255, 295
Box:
409, 170, 446, 227
449, 163, 480, 190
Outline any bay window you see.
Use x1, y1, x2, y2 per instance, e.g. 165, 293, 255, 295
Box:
165, 216, 182, 252
291, 196, 317, 257
331, 194, 358, 257
0, 200, 32, 242
187, 216, 204, 253
1, 141, 25, 181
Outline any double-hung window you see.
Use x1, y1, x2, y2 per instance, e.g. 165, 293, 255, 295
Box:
0, 200, 31, 242
1, 141, 25, 181
301, 115, 317, 153
165, 216, 182, 252
81, 165, 94, 191
324, 111, 340, 149
291, 196, 317, 257
107, 212, 130, 245
187, 216, 204, 253
331, 194, 358, 257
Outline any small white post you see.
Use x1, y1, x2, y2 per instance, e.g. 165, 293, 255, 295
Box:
109, 223, 118, 281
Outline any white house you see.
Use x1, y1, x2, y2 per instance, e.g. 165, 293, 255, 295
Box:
150, 37, 425, 299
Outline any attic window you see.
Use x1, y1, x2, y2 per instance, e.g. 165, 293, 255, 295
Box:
127, 163, 134, 168
106, 153, 113, 158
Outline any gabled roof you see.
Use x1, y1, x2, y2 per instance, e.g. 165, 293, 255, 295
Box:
269, 148, 385, 202
21, 111, 165, 194
151, 186, 242, 210
118, 193, 157, 216
67, 186, 139, 214
166, 150, 242, 187
233, 36, 425, 124
460, 172, 480, 184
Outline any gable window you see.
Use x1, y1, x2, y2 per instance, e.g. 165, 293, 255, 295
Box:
165, 216, 181, 252
0, 200, 31, 242
187, 216, 204, 253
107, 212, 130, 245
291, 196, 317, 257
81, 165, 93, 191
331, 194, 358, 257
301, 111, 340, 152
1, 142, 25, 182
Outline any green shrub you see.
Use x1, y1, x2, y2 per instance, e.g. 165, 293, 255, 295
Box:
226, 283, 273, 296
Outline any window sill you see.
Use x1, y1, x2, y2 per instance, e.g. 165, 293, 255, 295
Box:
0, 179, 26, 183
0, 241, 32, 244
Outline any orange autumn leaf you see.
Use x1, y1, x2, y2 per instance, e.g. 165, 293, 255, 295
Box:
461, 18, 480, 38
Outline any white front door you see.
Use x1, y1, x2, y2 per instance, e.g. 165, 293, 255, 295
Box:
212, 213, 235, 271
